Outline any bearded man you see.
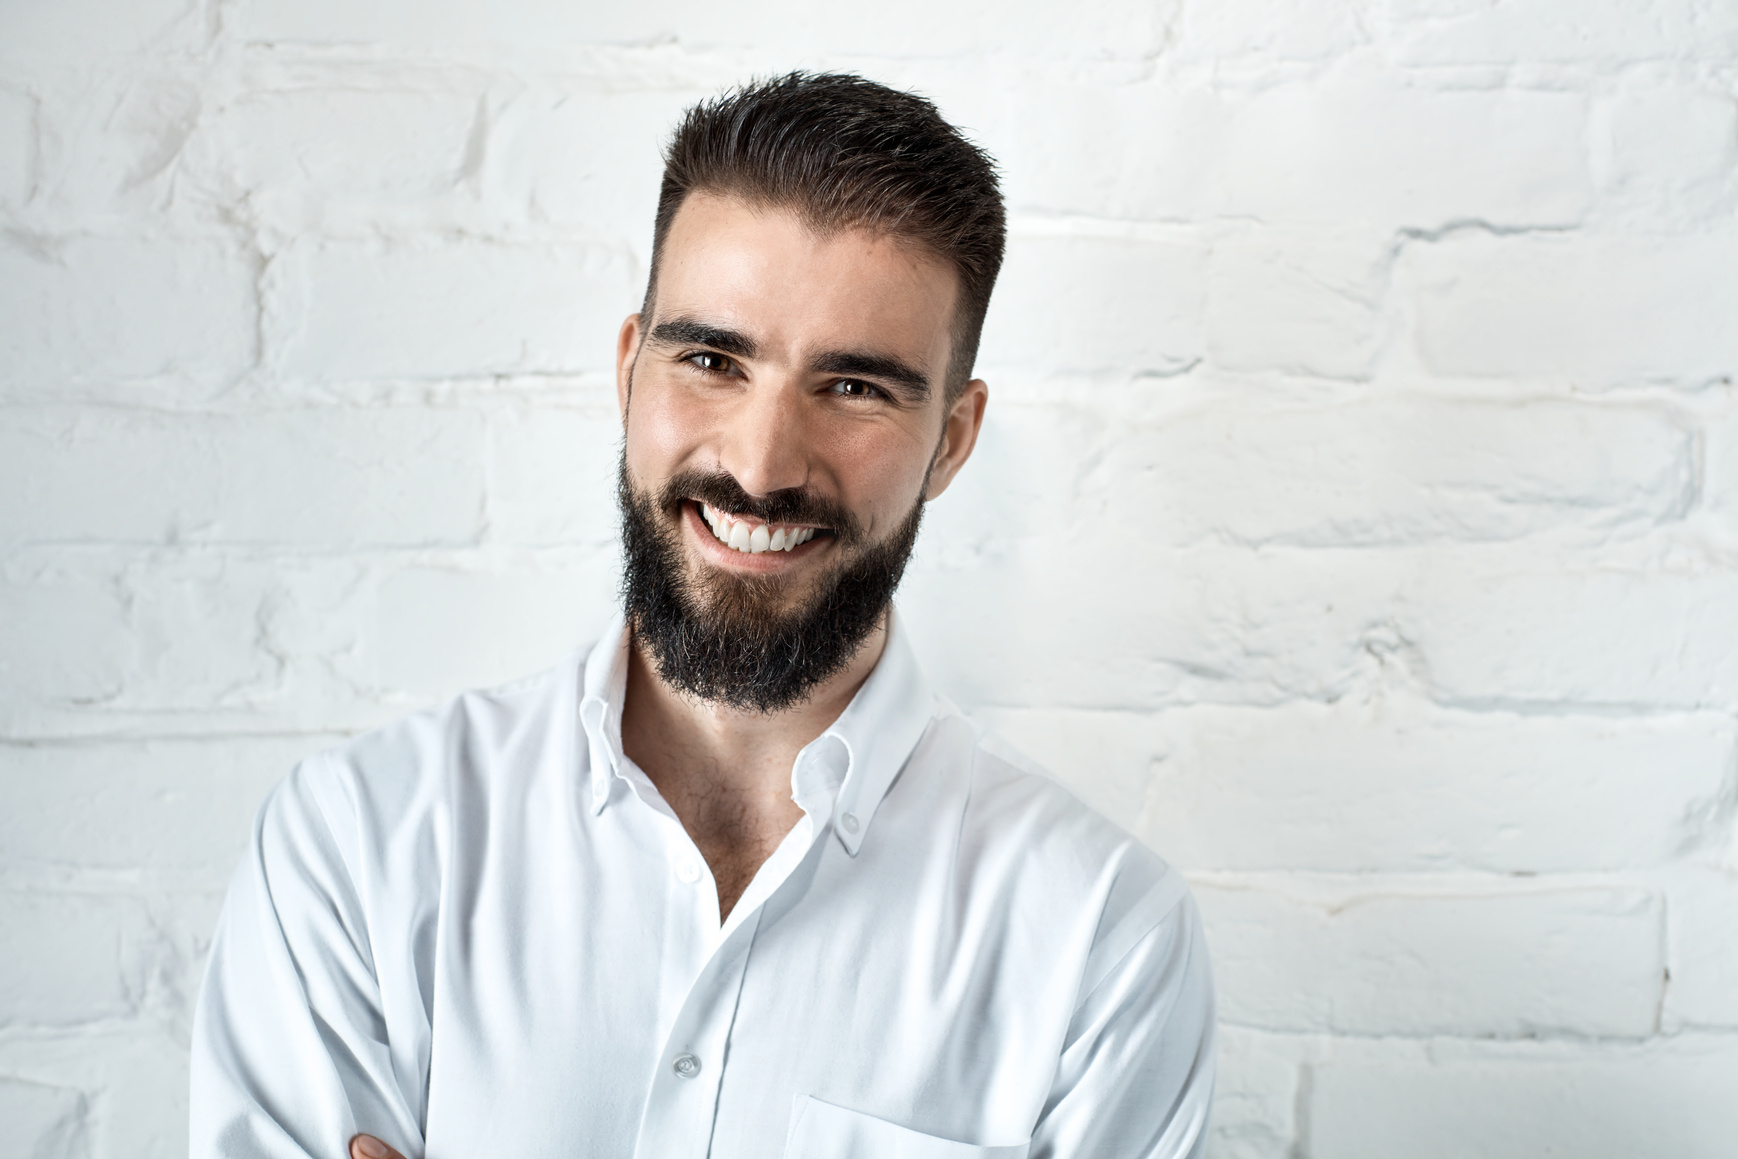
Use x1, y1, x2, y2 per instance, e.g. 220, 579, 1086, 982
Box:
190, 72, 1215, 1159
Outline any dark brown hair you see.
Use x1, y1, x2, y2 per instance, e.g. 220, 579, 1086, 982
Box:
644, 71, 1006, 397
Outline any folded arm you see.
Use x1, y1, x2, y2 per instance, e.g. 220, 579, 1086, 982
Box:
191, 758, 427, 1159
1030, 879, 1217, 1159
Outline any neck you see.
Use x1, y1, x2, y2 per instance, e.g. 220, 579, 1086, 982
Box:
619, 615, 890, 921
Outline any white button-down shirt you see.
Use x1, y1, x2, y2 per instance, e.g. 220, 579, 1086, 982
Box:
191, 612, 1215, 1158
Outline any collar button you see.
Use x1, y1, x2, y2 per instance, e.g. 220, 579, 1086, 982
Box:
840, 812, 860, 835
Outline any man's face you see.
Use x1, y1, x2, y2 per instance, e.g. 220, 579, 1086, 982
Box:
615, 191, 986, 711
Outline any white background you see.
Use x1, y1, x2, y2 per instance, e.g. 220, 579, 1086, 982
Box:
4, 1, 1738, 1155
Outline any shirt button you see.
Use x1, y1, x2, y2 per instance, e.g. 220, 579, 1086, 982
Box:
676, 858, 702, 884
840, 812, 860, 834
672, 1053, 701, 1079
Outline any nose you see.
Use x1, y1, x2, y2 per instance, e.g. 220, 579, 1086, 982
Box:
716, 374, 812, 498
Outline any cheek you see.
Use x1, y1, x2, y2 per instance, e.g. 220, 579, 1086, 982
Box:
625, 383, 712, 476
833, 426, 933, 532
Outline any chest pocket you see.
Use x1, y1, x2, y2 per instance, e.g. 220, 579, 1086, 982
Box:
785, 1095, 1032, 1159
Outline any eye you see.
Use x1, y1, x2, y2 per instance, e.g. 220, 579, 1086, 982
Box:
830, 379, 883, 400
684, 351, 735, 374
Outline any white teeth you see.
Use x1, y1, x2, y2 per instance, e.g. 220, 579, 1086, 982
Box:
698, 502, 821, 555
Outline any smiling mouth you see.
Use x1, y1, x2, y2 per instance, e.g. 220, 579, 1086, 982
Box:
698, 501, 823, 555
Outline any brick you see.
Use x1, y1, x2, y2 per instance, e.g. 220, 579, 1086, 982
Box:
486, 399, 625, 547
1212, 83, 1590, 227
1697, 397, 1738, 537
0, 564, 132, 727
1000, 80, 1589, 227
901, 541, 1397, 712
0, 1027, 190, 1159
0, 736, 333, 878
1197, 882, 1664, 1036
0, 551, 286, 735
237, 0, 586, 45
1205, 227, 1388, 379
915, 532, 1738, 717
215, 85, 481, 232
1600, 80, 1738, 225
0, 892, 161, 1027
84, 1030, 192, 1159
275, 239, 637, 381
979, 234, 1206, 378
491, 85, 715, 244
1308, 1037, 1738, 1159
0, 549, 624, 738
1102, 396, 1693, 547
1387, 0, 1738, 65
1204, 1027, 1297, 1159
1146, 699, 1731, 873
983, 698, 1733, 884
996, 84, 1220, 222
0, 236, 257, 399
371, 556, 620, 700
0, 1078, 89, 1159
1176, 0, 1364, 61
690, 0, 1175, 60
81, 555, 285, 714
0, 407, 485, 548
218, 406, 484, 548
43, 74, 202, 218
1663, 868, 1738, 1030
0, 88, 32, 207
0, 0, 200, 64
255, 558, 397, 729
912, 397, 1109, 570
1405, 558, 1738, 709
1404, 230, 1738, 386
237, 0, 1172, 59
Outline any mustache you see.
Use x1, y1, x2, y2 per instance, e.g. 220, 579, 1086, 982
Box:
660, 468, 866, 547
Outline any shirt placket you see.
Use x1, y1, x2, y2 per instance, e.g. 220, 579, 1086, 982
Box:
631, 906, 764, 1159
630, 744, 847, 1159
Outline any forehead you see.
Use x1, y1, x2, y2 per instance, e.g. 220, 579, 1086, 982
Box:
653, 191, 959, 366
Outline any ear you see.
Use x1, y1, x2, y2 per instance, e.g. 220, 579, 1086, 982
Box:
616, 313, 644, 423
924, 378, 989, 501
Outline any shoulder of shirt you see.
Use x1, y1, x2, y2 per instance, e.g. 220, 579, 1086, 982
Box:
924, 698, 1193, 944
266, 630, 599, 844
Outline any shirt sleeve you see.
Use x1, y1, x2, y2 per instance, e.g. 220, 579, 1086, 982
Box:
1028, 875, 1217, 1159
189, 756, 427, 1159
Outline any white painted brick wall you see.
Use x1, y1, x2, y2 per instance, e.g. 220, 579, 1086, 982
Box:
2, 2, 1736, 1155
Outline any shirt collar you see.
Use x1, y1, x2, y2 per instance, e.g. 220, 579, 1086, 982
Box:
576, 609, 936, 856
815, 609, 935, 855
578, 612, 631, 815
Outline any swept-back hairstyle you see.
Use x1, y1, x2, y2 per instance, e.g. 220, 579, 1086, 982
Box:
644, 71, 1006, 397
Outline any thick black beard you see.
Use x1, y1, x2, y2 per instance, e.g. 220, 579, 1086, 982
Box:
618, 456, 925, 714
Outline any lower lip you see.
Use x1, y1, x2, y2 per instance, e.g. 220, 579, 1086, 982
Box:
684, 502, 827, 572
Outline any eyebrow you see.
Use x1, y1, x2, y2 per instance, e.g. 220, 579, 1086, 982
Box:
648, 317, 758, 358
813, 350, 932, 402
